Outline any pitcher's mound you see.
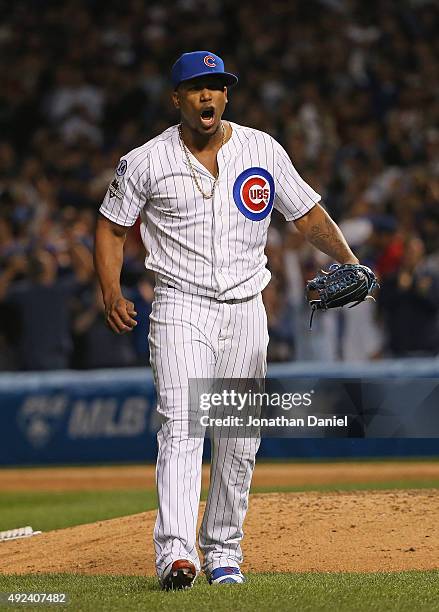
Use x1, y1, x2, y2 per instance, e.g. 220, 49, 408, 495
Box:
1, 491, 438, 575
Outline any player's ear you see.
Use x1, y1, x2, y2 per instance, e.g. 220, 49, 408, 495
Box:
172, 91, 180, 109
224, 87, 228, 104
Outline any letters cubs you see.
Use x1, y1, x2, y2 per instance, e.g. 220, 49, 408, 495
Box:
95, 50, 358, 590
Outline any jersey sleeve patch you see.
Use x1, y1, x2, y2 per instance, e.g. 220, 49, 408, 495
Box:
108, 177, 124, 199
99, 155, 147, 227
116, 159, 128, 176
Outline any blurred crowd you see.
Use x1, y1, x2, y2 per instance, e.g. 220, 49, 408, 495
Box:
1, 0, 439, 370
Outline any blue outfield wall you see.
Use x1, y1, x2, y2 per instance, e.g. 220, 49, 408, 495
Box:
0, 359, 439, 466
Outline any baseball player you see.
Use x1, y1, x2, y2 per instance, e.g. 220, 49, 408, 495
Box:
94, 51, 359, 589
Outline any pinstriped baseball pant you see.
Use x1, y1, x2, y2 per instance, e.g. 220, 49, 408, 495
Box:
149, 285, 268, 578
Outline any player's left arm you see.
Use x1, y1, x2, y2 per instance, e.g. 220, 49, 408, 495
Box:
294, 203, 359, 265
272, 137, 358, 264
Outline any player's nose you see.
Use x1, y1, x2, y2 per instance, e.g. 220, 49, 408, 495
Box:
199, 87, 213, 101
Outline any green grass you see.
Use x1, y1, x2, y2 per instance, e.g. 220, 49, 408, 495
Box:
0, 490, 157, 532
2, 481, 439, 533
0, 572, 438, 612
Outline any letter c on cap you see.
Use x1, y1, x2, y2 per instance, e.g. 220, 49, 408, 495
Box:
204, 55, 216, 67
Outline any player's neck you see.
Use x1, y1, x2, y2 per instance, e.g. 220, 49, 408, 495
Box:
180, 121, 225, 153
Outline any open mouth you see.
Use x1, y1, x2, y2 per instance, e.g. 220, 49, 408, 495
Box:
200, 107, 215, 128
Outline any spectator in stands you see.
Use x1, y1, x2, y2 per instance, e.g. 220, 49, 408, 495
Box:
0, 250, 82, 370
128, 274, 155, 366
73, 283, 137, 369
338, 211, 383, 361
379, 237, 439, 357
263, 276, 294, 363
366, 216, 404, 281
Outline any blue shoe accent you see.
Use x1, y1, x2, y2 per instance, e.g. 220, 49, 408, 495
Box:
209, 567, 245, 585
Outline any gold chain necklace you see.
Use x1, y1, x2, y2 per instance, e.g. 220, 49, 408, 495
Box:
178, 122, 225, 199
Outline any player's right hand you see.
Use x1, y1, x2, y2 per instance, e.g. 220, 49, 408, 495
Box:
104, 295, 137, 334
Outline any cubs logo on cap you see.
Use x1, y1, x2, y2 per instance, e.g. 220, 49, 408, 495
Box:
233, 168, 275, 221
204, 55, 216, 68
171, 51, 238, 88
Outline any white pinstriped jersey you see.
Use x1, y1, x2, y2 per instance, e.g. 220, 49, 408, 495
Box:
99, 122, 321, 300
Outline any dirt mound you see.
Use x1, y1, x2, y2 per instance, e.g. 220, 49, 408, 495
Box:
1, 461, 439, 492
1, 491, 438, 576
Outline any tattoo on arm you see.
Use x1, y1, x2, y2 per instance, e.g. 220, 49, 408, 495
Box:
308, 216, 357, 264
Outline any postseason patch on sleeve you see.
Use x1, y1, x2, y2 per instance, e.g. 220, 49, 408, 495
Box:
107, 159, 128, 199
108, 178, 124, 199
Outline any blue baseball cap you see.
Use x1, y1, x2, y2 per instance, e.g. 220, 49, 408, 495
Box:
171, 51, 238, 89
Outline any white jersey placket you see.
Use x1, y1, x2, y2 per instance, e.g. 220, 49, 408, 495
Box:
181, 133, 234, 298
212, 141, 230, 296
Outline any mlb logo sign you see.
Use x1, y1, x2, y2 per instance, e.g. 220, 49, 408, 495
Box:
233, 168, 275, 220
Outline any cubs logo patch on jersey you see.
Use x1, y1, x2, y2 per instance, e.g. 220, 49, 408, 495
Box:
233, 168, 275, 221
